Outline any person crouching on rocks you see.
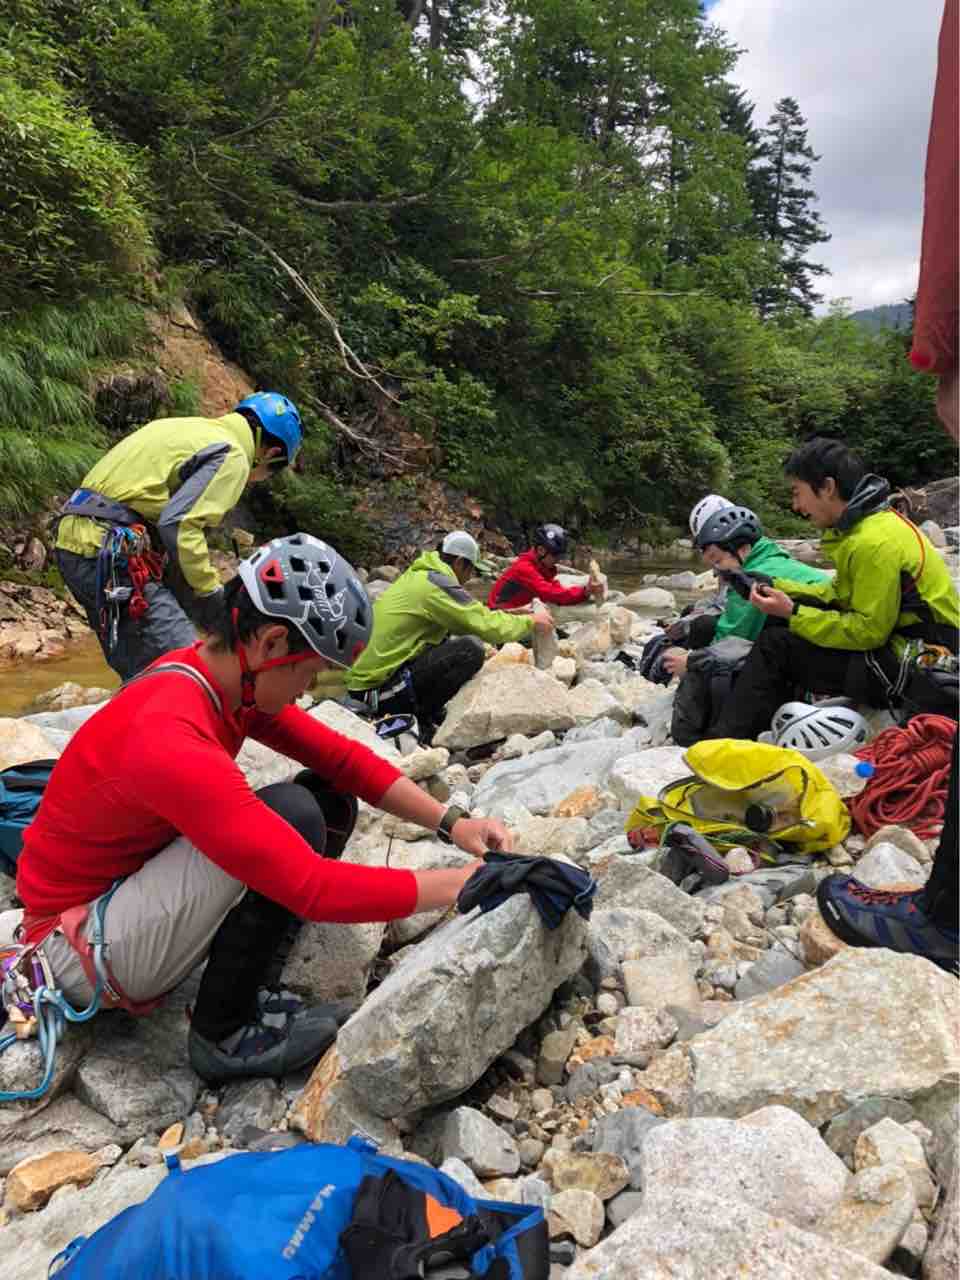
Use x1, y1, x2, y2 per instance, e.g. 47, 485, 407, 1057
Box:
346, 531, 555, 744
487, 523, 604, 612
15, 534, 514, 1084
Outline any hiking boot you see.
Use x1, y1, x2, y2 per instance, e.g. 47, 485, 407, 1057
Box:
816, 875, 960, 976
188, 989, 357, 1083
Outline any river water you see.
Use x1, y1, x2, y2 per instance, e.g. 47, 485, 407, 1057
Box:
0, 558, 696, 716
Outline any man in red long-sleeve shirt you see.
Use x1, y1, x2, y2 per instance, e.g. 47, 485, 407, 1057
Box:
17, 534, 513, 1083
488, 523, 603, 611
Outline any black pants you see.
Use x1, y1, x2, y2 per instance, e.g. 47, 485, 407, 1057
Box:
710, 628, 884, 741
190, 773, 358, 1043
377, 637, 484, 729
922, 729, 959, 930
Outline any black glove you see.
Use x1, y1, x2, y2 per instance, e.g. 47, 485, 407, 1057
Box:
718, 568, 774, 601
340, 1170, 491, 1280
457, 852, 596, 930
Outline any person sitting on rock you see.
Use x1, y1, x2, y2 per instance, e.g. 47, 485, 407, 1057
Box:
16, 534, 515, 1084
347, 531, 554, 742
706, 437, 960, 742
664, 504, 830, 744
55, 392, 303, 681
487, 524, 604, 612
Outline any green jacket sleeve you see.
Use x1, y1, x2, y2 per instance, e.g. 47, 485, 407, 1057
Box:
421, 572, 535, 646
773, 576, 838, 605
784, 561, 900, 651
157, 445, 250, 595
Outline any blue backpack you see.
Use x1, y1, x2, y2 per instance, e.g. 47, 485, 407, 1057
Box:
51, 1135, 549, 1280
0, 759, 56, 876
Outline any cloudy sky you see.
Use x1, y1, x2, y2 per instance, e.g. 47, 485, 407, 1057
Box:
707, 0, 943, 313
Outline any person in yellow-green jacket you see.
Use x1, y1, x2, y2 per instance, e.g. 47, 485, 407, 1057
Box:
709, 437, 960, 740
55, 392, 302, 680
347, 531, 555, 742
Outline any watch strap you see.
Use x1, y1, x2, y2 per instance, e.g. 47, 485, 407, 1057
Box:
437, 804, 469, 844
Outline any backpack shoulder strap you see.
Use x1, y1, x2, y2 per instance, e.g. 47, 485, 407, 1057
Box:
122, 662, 222, 717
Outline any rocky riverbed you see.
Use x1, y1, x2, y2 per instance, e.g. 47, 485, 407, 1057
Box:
0, 572, 957, 1280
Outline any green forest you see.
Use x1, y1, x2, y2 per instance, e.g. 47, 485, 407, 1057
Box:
0, 0, 953, 558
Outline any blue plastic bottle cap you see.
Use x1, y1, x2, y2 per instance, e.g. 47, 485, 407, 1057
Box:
855, 761, 875, 778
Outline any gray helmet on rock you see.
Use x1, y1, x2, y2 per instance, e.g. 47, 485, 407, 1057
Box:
694, 505, 762, 552
238, 533, 371, 667
533, 523, 569, 557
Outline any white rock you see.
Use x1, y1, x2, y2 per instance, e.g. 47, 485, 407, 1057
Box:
434, 666, 575, 750
689, 950, 960, 1127
853, 842, 928, 888
855, 1117, 936, 1208
622, 955, 700, 1014
549, 1188, 605, 1246
567, 679, 632, 727
622, 588, 676, 611
0, 717, 61, 770
442, 1106, 520, 1177
565, 1187, 893, 1280
641, 1107, 850, 1230
811, 1164, 916, 1265
552, 656, 577, 685
588, 852, 705, 938
473, 739, 640, 816
281, 919, 385, 1004
607, 747, 688, 808
585, 908, 691, 985
614, 1006, 678, 1065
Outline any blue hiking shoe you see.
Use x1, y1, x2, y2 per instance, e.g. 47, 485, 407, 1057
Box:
816, 875, 959, 976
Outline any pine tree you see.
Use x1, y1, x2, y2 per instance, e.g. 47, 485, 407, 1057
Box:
753, 96, 831, 315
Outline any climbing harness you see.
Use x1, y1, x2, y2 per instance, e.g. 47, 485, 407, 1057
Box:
850, 714, 956, 840
0, 882, 121, 1102
96, 524, 165, 654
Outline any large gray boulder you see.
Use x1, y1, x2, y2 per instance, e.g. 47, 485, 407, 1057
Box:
585, 907, 691, 986
0, 1027, 91, 1131
689, 950, 960, 1128
641, 1107, 850, 1230
588, 852, 705, 938
434, 665, 575, 750
337, 896, 588, 1117
565, 1187, 896, 1279
72, 980, 201, 1137
473, 738, 639, 816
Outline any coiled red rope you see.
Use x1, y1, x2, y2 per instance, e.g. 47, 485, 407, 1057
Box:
850, 715, 957, 840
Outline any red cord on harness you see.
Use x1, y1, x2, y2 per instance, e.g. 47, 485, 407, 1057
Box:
850, 715, 957, 840
127, 550, 165, 621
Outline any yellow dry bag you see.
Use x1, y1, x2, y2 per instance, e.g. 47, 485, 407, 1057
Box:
625, 739, 850, 856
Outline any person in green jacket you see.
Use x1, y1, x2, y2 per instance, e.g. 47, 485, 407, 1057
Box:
347, 531, 555, 741
663, 504, 830, 744
55, 392, 302, 680
710, 437, 960, 740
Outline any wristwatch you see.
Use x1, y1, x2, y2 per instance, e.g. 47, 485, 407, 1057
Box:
436, 804, 469, 845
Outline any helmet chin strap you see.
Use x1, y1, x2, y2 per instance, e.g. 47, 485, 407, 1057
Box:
231, 608, 316, 709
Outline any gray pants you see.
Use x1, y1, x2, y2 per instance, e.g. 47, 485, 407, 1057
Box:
42, 836, 245, 1006
56, 547, 196, 680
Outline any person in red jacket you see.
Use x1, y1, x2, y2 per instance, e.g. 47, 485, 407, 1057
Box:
16, 534, 513, 1083
488, 524, 603, 611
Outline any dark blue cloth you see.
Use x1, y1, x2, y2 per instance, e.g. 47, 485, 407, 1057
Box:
457, 852, 596, 930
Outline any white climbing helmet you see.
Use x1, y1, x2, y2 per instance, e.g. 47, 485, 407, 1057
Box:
771, 701, 870, 761
689, 493, 735, 538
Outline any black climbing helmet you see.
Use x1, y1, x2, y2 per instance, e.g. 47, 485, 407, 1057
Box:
694, 506, 762, 552
237, 533, 371, 667
532, 523, 569, 557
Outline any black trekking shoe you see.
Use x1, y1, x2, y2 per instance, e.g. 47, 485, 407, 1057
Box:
188, 989, 357, 1083
817, 875, 960, 976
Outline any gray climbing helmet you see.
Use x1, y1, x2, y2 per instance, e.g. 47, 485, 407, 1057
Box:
237, 533, 371, 666
694, 506, 762, 552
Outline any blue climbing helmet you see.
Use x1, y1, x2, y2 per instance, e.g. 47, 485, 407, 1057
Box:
235, 392, 303, 468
